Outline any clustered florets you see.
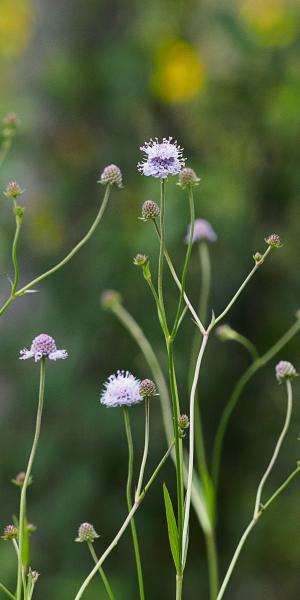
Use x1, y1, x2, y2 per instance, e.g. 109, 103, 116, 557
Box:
141, 200, 160, 220
4, 181, 24, 199
265, 233, 282, 248
275, 361, 298, 383
2, 524, 18, 541
139, 379, 157, 397
185, 218, 217, 244
99, 164, 123, 188
76, 522, 99, 543
133, 253, 148, 267
178, 167, 201, 189
20, 334, 68, 362
178, 414, 189, 430
138, 137, 185, 179
100, 371, 143, 408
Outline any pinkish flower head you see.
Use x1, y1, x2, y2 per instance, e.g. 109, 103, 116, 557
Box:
20, 334, 68, 363
185, 218, 217, 244
138, 137, 185, 179
275, 361, 298, 383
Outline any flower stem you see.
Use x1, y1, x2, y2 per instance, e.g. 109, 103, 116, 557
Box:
87, 542, 116, 600
0, 583, 16, 600
176, 573, 183, 600
135, 398, 150, 501
217, 380, 296, 600
11, 202, 23, 296
123, 407, 145, 600
212, 316, 300, 491
253, 379, 293, 518
16, 358, 46, 600
212, 246, 272, 328
205, 529, 219, 600
182, 333, 209, 561
74, 441, 174, 600
158, 179, 167, 326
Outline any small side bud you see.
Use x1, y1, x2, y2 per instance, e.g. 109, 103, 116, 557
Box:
275, 361, 298, 384
178, 414, 189, 430
76, 522, 99, 543
133, 254, 148, 267
177, 167, 201, 189
253, 252, 262, 264
28, 568, 40, 583
99, 164, 123, 188
215, 324, 236, 342
139, 379, 157, 398
100, 289, 122, 310
4, 181, 24, 199
1, 524, 18, 541
27, 523, 37, 534
141, 200, 160, 221
12, 471, 32, 487
265, 233, 282, 248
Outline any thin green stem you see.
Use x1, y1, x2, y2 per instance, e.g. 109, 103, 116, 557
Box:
11, 203, 23, 296
176, 574, 183, 600
123, 407, 145, 600
253, 379, 293, 518
212, 247, 272, 329
0, 583, 16, 600
198, 242, 211, 327
212, 317, 300, 491
182, 334, 209, 561
16, 359, 46, 600
171, 187, 195, 337
158, 179, 167, 326
152, 221, 205, 335
262, 463, 300, 510
205, 529, 219, 600
74, 441, 174, 600
167, 342, 184, 569
15, 185, 111, 297
0, 139, 12, 169
87, 542, 116, 600
135, 398, 150, 500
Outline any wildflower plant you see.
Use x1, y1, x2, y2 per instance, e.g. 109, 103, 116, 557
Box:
1, 124, 300, 600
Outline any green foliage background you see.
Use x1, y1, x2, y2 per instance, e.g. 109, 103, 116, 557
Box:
0, 1, 300, 598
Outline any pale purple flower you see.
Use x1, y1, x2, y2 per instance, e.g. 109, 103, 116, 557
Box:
185, 218, 217, 244
138, 137, 185, 179
20, 334, 68, 362
100, 370, 143, 408
275, 360, 298, 383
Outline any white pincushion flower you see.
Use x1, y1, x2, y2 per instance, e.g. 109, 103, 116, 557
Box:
20, 334, 68, 362
138, 137, 185, 179
100, 371, 143, 408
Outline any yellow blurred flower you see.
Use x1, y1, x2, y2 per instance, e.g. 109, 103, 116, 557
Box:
152, 40, 206, 104
0, 0, 35, 58
240, 0, 298, 46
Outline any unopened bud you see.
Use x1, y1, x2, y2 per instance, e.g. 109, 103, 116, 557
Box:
265, 233, 282, 248
4, 181, 24, 199
253, 252, 262, 264
2, 524, 18, 541
99, 164, 123, 188
141, 200, 160, 220
76, 522, 99, 543
275, 361, 298, 383
177, 167, 201, 189
178, 414, 189, 430
12, 471, 32, 487
139, 379, 157, 397
133, 254, 148, 267
100, 289, 122, 310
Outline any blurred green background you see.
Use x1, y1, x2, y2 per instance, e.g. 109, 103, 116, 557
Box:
1, 0, 300, 598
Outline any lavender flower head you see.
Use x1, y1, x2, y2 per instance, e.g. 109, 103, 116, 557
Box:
138, 137, 185, 179
20, 334, 68, 362
100, 370, 143, 408
185, 218, 217, 244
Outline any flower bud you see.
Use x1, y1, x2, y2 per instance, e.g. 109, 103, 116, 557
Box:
100, 289, 122, 310
4, 181, 24, 199
139, 379, 157, 397
253, 252, 262, 264
141, 200, 160, 220
99, 164, 123, 188
76, 522, 99, 543
28, 568, 40, 583
265, 233, 282, 248
178, 414, 189, 430
177, 167, 201, 189
12, 471, 32, 487
3, 112, 18, 128
133, 254, 148, 267
2, 524, 18, 541
275, 361, 298, 383
215, 324, 236, 342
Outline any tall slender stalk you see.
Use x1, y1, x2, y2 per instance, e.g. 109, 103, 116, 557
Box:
135, 398, 150, 500
16, 359, 46, 600
123, 407, 145, 600
87, 542, 116, 600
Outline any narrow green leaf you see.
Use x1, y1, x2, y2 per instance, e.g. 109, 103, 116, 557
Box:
163, 484, 180, 572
